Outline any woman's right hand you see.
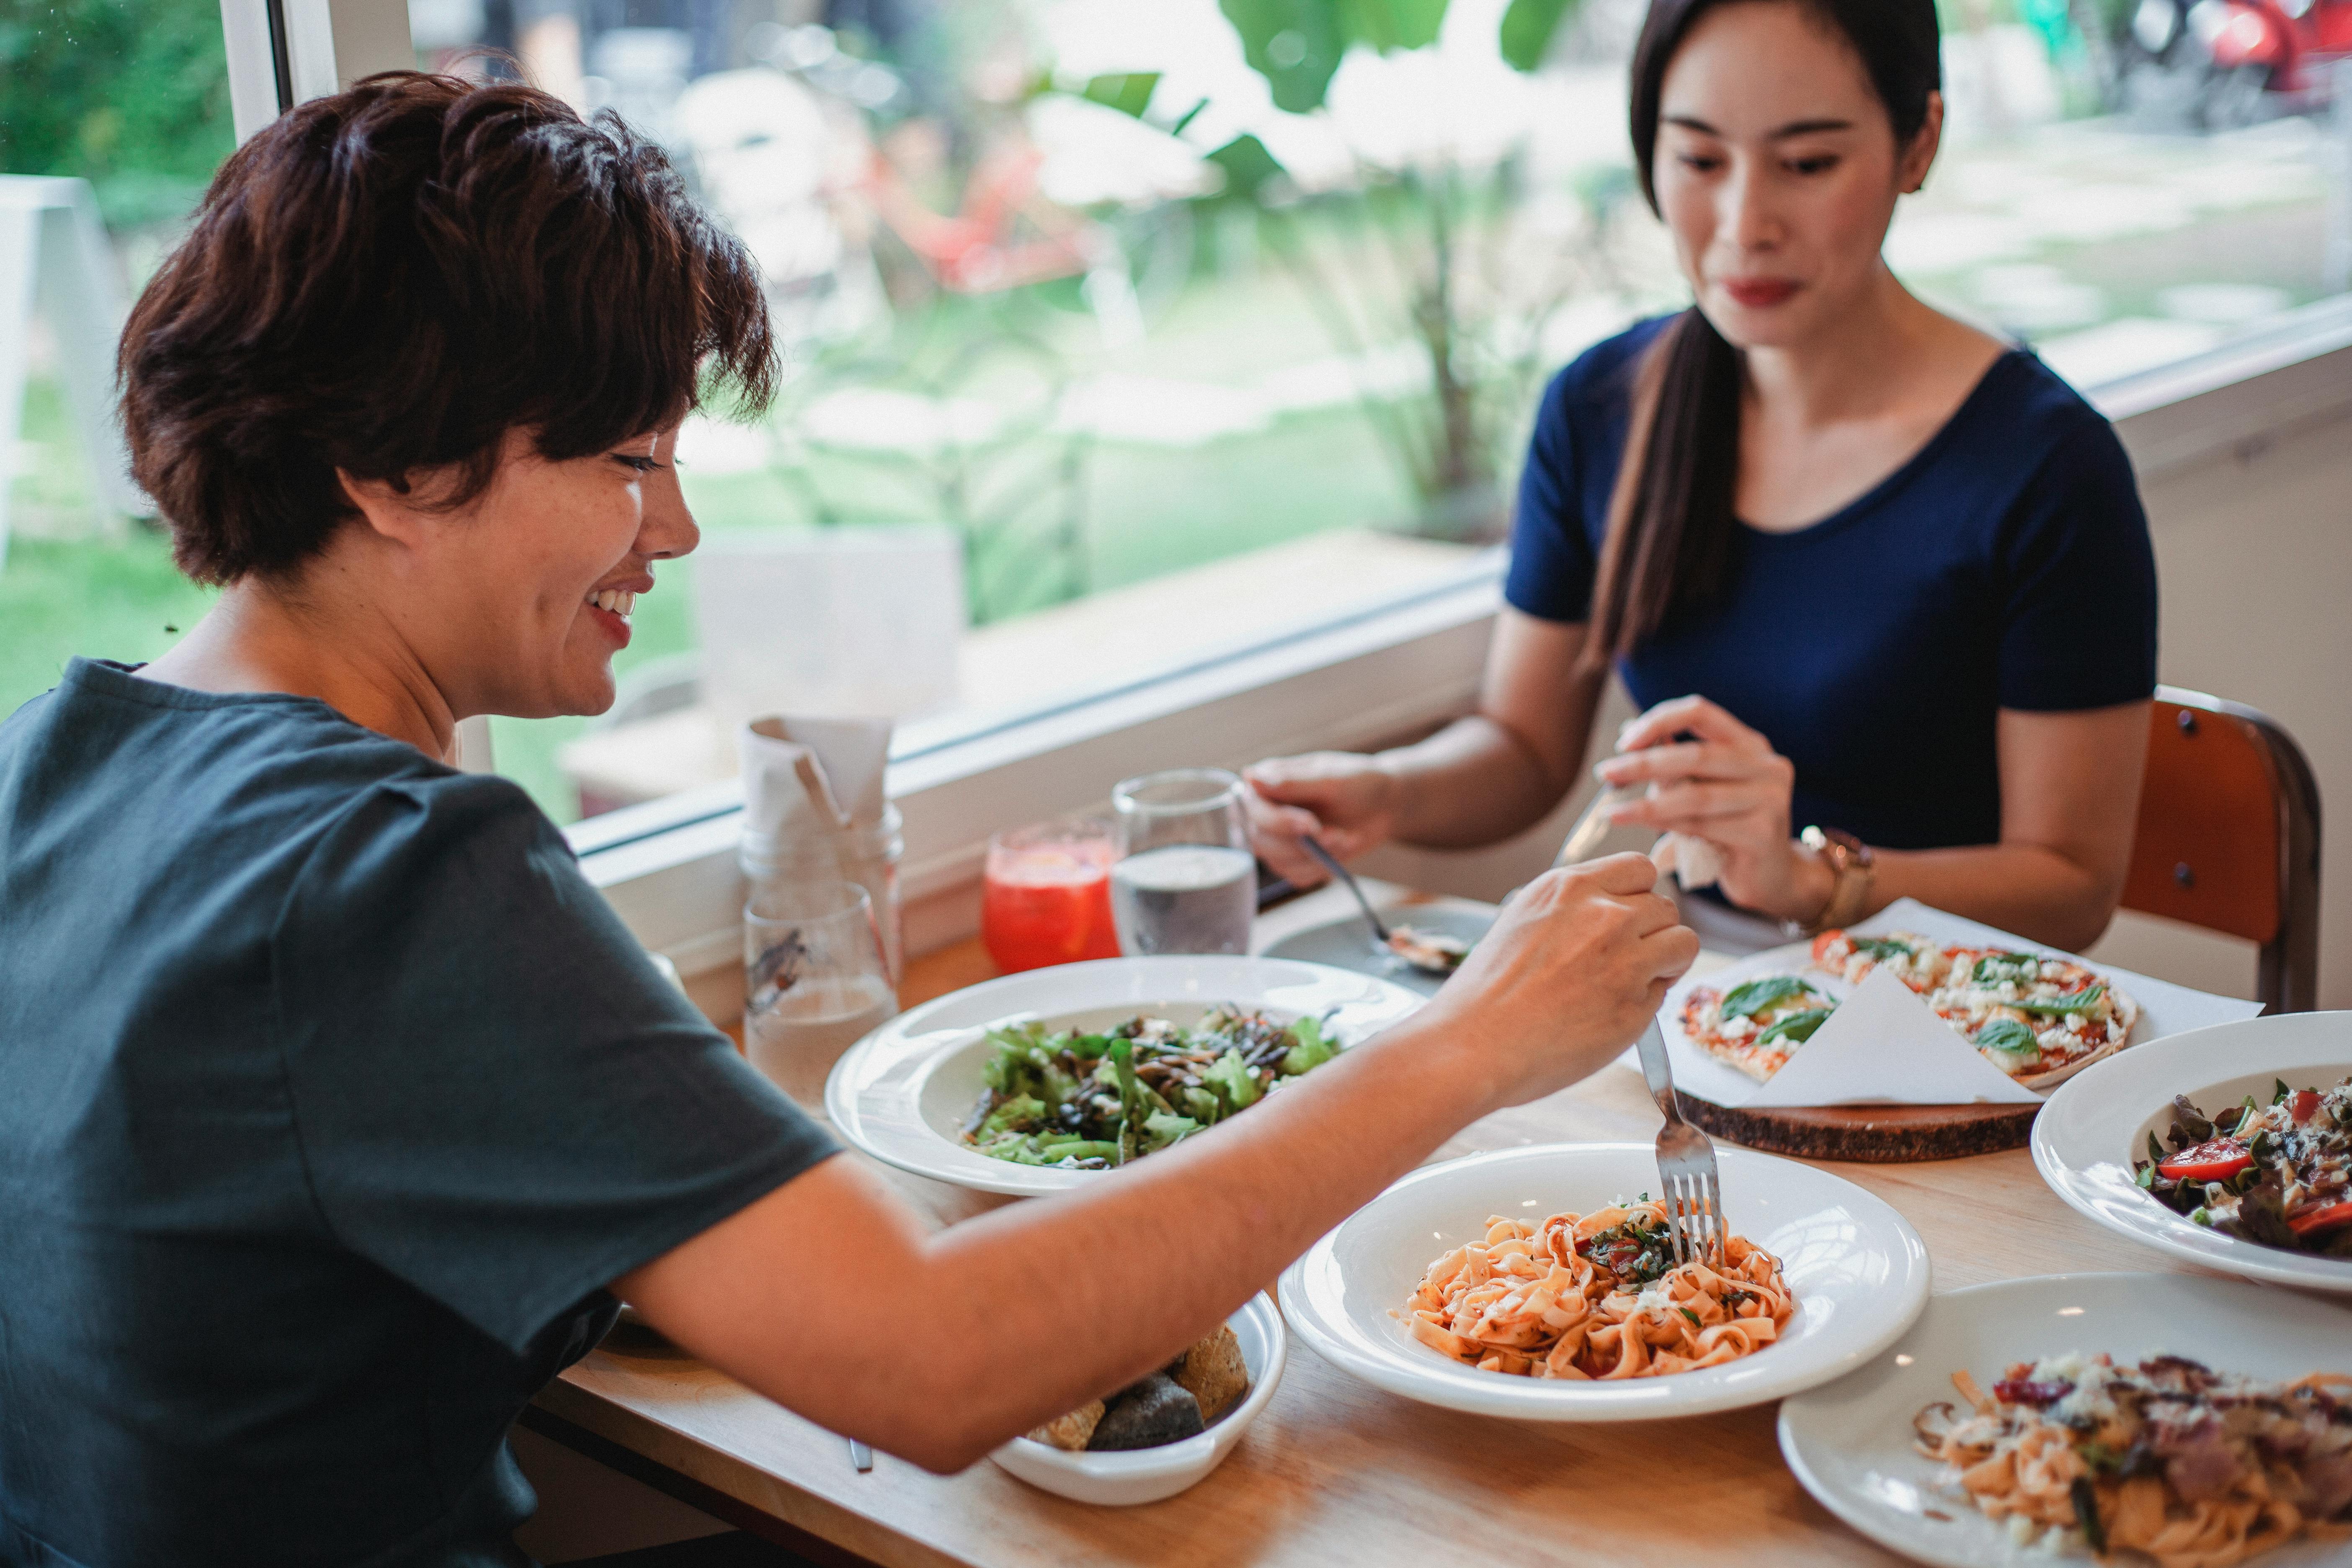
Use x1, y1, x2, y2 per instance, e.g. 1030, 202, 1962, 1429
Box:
1241, 751, 1402, 885
1416, 852, 1698, 1112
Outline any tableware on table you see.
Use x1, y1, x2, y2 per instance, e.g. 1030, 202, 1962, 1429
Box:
1109, 769, 1256, 956
1301, 836, 1390, 947
1553, 784, 1637, 868
1262, 899, 1497, 999
2032, 1010, 2352, 1293
1635, 1019, 1725, 1266
981, 818, 1121, 973
1279, 1141, 1929, 1421
1298, 836, 1472, 980
988, 1292, 1286, 1506
824, 954, 1423, 1197
1777, 1271, 2352, 1568
744, 881, 897, 1104
847, 1439, 872, 1473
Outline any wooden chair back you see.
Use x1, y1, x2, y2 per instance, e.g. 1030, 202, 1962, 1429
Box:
2121, 686, 2321, 1013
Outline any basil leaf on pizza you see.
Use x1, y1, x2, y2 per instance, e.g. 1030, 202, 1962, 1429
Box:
1756, 1007, 1833, 1049
1971, 952, 2040, 985
2011, 985, 2106, 1016
1720, 975, 1808, 1020
1682, 975, 1836, 1083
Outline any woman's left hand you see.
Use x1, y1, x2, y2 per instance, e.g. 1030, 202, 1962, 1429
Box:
1594, 694, 1834, 925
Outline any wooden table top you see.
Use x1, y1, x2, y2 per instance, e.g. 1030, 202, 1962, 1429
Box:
538, 886, 2235, 1568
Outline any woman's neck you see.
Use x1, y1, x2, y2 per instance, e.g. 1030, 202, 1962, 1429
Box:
139, 575, 459, 763
1740, 267, 1957, 428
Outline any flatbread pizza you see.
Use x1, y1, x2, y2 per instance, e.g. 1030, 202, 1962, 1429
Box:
1812, 930, 2139, 1090
1678, 975, 1837, 1083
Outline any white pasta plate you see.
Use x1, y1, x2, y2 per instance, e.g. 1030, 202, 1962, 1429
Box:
823, 955, 1426, 1197
1276, 1142, 1930, 1421
1777, 1272, 2352, 1568
2032, 1011, 2352, 1294
988, 1291, 1285, 1506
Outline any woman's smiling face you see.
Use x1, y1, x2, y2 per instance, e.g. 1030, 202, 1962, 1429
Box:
1652, 1, 1939, 351
395, 425, 697, 722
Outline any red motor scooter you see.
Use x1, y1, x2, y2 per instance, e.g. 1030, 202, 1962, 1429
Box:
2127, 0, 2352, 126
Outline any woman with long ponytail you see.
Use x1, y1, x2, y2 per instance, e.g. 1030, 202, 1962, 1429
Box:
1248, 0, 2158, 952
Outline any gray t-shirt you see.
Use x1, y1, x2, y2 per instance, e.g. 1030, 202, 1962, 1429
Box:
0, 659, 835, 1567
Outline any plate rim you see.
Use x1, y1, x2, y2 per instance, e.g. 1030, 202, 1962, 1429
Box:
1775, 1269, 2352, 1568
1276, 1140, 1932, 1422
823, 954, 1428, 1197
2030, 1011, 2352, 1292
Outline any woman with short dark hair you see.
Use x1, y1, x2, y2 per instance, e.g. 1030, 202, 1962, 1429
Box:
0, 73, 1693, 1566
1248, 0, 2158, 959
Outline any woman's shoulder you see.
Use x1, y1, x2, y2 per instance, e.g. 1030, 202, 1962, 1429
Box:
1966, 346, 2124, 460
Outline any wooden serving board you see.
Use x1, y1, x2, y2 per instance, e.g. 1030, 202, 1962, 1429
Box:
1675, 1091, 2040, 1162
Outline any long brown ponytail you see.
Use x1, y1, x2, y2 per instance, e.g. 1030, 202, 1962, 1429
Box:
1583, 0, 1943, 667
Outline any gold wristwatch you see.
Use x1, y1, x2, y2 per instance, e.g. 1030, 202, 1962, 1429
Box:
1799, 825, 1875, 935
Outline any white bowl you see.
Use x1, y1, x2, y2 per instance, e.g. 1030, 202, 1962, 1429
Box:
2032, 1011, 2352, 1293
987, 1292, 1286, 1506
823, 955, 1425, 1197
1778, 1272, 2352, 1568
1277, 1142, 1930, 1421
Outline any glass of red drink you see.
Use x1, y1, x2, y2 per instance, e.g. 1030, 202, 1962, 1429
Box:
982, 819, 1122, 973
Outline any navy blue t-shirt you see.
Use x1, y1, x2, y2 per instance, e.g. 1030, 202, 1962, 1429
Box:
0, 660, 836, 1568
1506, 317, 2159, 851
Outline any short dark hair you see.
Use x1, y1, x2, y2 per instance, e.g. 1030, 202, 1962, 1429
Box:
120, 72, 777, 585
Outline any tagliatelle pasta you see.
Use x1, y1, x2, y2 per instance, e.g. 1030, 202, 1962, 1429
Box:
1914, 1354, 2352, 1568
1398, 1199, 1795, 1380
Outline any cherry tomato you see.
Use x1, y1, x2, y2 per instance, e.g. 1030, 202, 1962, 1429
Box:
2288, 1089, 2321, 1124
2155, 1138, 2254, 1183
2288, 1199, 2352, 1238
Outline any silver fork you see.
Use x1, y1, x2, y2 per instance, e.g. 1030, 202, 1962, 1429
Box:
1631, 1019, 1725, 1269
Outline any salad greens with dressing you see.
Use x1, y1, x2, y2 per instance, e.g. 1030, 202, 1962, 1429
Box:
959, 1008, 1340, 1169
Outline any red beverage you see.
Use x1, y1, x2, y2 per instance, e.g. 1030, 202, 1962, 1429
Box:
983, 824, 1121, 972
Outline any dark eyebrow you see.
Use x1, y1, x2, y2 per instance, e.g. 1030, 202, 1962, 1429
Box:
1661, 113, 1857, 138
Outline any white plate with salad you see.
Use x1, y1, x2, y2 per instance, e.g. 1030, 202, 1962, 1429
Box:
822, 954, 1426, 1197
2032, 1011, 2352, 1294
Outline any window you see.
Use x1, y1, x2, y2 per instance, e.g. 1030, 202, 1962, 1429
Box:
0, 0, 236, 707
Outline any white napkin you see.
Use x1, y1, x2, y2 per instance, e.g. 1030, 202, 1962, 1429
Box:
739, 715, 893, 868
1651, 833, 1723, 890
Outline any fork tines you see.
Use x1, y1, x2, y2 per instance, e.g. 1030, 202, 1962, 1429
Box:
1666, 1174, 1725, 1270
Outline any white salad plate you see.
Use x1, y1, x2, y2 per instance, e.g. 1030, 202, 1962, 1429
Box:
988, 1291, 1286, 1506
1276, 1142, 1931, 1421
2032, 1011, 2352, 1294
822, 954, 1426, 1197
1777, 1272, 2352, 1568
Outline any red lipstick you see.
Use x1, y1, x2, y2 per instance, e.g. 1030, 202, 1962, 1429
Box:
1722, 277, 1800, 309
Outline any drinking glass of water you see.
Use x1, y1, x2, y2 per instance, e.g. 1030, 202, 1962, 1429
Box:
1109, 768, 1257, 956
743, 881, 897, 1104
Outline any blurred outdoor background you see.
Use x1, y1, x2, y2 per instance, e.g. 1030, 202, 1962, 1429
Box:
6, 0, 2349, 821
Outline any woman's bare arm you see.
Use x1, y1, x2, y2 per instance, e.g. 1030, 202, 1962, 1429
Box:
1245, 609, 1609, 882
1864, 703, 2150, 951
1602, 698, 2150, 951
616, 857, 1696, 1473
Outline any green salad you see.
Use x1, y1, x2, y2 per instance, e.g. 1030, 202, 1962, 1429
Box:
958, 1007, 1340, 1169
